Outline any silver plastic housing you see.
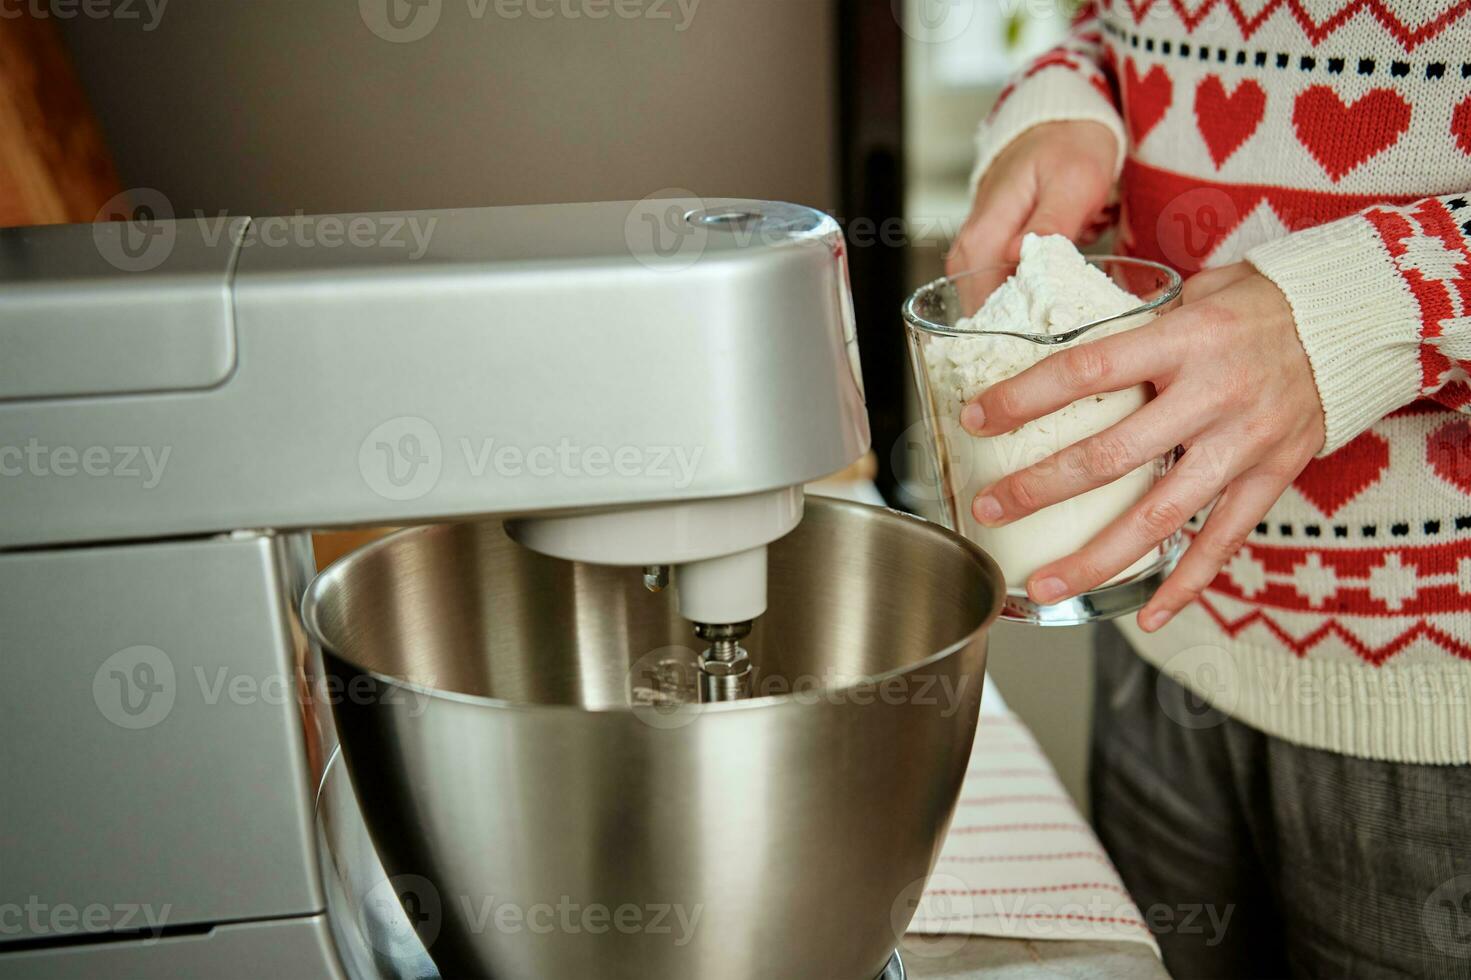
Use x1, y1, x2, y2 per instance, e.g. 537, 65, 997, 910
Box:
0, 200, 869, 549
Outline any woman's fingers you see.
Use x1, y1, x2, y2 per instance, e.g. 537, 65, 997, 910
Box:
971, 392, 1210, 527
1018, 162, 1109, 243
1023, 439, 1243, 604
946, 122, 1116, 308
952, 161, 1109, 286
962, 322, 1181, 437
1137, 467, 1290, 631
1077, 203, 1118, 247
947, 184, 1035, 310
1179, 261, 1256, 302
967, 264, 1317, 616
946, 177, 1034, 279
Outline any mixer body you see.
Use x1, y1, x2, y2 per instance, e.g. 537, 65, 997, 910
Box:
0, 200, 1009, 979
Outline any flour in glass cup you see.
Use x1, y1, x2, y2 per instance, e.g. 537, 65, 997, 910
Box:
923, 234, 1162, 592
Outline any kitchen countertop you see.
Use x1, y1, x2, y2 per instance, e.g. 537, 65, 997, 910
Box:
902, 936, 1169, 979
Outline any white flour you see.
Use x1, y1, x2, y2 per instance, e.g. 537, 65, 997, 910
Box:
923, 235, 1160, 591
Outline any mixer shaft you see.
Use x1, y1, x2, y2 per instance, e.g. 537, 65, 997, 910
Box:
694, 621, 754, 702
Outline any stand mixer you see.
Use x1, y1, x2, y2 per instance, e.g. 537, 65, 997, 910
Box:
0, 200, 1001, 979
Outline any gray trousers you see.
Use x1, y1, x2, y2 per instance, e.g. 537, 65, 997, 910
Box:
1090, 625, 1471, 979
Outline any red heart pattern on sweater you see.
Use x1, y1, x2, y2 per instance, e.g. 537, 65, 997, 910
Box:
1454, 95, 1471, 156
1195, 76, 1266, 167
1124, 58, 1173, 147
1428, 418, 1471, 493
1292, 431, 1390, 516
1292, 86, 1412, 182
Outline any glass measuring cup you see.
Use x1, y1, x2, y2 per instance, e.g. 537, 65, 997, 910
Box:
903, 257, 1183, 625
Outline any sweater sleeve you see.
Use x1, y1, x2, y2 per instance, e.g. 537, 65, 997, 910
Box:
967, 3, 1127, 198
1246, 194, 1471, 456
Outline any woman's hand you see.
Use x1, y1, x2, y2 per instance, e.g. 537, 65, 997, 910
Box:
946, 120, 1118, 284
961, 263, 1327, 632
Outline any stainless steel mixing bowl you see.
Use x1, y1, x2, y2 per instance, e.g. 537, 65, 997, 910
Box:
302, 498, 1004, 980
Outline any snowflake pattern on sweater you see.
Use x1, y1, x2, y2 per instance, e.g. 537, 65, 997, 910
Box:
970, 0, 1471, 762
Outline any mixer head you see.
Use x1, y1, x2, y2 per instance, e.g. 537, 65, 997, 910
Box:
506, 487, 802, 702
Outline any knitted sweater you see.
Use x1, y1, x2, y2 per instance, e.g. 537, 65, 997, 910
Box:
968, 0, 1471, 764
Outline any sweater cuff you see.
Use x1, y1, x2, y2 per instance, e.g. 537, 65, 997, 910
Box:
1246, 216, 1423, 456
968, 67, 1126, 200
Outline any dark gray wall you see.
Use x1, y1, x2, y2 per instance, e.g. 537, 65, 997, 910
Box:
60, 0, 837, 216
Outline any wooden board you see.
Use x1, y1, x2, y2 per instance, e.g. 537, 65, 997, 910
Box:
0, 13, 121, 226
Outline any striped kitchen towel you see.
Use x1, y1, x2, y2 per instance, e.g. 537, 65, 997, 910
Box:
909, 692, 1160, 955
